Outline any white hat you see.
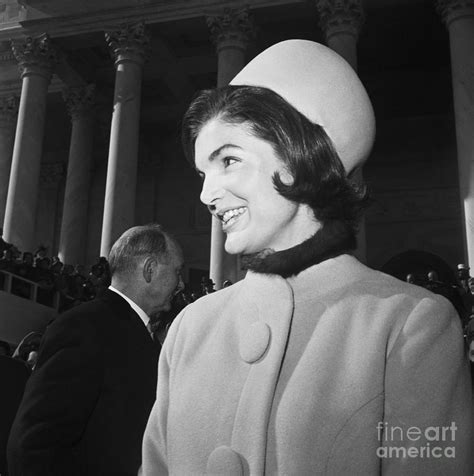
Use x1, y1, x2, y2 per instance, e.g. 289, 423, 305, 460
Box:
230, 39, 375, 173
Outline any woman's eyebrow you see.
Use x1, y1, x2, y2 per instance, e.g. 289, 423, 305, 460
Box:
208, 144, 243, 162
195, 144, 243, 174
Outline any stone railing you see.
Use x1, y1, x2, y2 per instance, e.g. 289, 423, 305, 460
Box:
0, 269, 60, 310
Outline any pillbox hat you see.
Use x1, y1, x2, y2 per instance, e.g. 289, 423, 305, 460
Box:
230, 39, 375, 173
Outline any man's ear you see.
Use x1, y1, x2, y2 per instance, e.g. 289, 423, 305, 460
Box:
143, 256, 157, 283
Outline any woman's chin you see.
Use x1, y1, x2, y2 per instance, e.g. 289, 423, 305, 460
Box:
224, 243, 241, 255
224, 235, 245, 255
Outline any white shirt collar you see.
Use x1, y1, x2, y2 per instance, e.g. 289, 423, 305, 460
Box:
108, 285, 150, 329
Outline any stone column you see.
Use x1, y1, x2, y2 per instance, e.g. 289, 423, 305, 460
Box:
100, 22, 150, 257
58, 84, 96, 265
437, 0, 474, 268
206, 7, 255, 288
316, 0, 364, 70
3, 34, 57, 251
0, 96, 19, 226
316, 0, 368, 263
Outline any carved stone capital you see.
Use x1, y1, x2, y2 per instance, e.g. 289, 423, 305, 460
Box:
207, 7, 256, 53
11, 34, 58, 80
437, 0, 474, 26
0, 0, 22, 24
316, 0, 364, 41
40, 162, 65, 188
105, 22, 151, 67
62, 84, 96, 121
0, 95, 19, 128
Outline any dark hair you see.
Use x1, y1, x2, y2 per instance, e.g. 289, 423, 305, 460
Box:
108, 224, 172, 278
182, 85, 369, 232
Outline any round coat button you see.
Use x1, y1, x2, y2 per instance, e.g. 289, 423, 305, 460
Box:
206, 446, 243, 475
239, 322, 271, 363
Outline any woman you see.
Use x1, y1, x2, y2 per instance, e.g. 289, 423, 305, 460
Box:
142, 40, 472, 475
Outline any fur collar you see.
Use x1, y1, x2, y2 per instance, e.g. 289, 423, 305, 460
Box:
240, 220, 356, 278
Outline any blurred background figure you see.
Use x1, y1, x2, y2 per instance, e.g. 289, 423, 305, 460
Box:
25, 351, 38, 371
11, 332, 43, 369
200, 277, 215, 295
0, 340, 30, 476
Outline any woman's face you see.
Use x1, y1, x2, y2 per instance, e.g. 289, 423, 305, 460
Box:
195, 117, 319, 255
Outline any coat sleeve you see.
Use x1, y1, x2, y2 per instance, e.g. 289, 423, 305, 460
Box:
382, 296, 473, 475
7, 313, 103, 476
140, 308, 186, 476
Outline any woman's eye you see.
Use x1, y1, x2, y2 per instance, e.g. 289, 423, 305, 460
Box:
223, 157, 238, 167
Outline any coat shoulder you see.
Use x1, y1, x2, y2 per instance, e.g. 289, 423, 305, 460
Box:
332, 257, 454, 308
47, 299, 107, 332
42, 294, 129, 349
356, 265, 455, 311
337, 260, 461, 340
50, 291, 130, 329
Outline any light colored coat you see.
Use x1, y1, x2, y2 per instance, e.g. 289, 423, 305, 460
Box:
142, 255, 473, 475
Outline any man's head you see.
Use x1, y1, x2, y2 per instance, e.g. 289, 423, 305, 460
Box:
109, 224, 184, 317
22, 252, 34, 266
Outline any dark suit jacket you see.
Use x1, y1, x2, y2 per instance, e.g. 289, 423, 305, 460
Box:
0, 356, 30, 475
7, 290, 160, 476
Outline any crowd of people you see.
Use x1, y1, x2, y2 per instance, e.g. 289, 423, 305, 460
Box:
0, 232, 112, 311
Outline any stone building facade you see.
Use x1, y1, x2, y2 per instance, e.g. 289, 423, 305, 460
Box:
0, 0, 473, 289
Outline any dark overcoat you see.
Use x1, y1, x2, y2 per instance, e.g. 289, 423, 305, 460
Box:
0, 356, 30, 475
8, 289, 159, 476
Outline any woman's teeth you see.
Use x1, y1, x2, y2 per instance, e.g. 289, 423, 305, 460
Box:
222, 207, 246, 225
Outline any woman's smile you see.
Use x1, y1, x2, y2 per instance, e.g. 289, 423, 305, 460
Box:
220, 207, 248, 231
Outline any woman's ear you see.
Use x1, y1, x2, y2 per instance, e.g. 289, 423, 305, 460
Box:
278, 166, 294, 186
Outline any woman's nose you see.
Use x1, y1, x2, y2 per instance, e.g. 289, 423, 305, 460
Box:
199, 174, 224, 207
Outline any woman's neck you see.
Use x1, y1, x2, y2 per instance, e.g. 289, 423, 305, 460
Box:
241, 220, 356, 278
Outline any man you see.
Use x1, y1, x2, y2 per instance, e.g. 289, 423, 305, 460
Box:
7, 224, 184, 476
